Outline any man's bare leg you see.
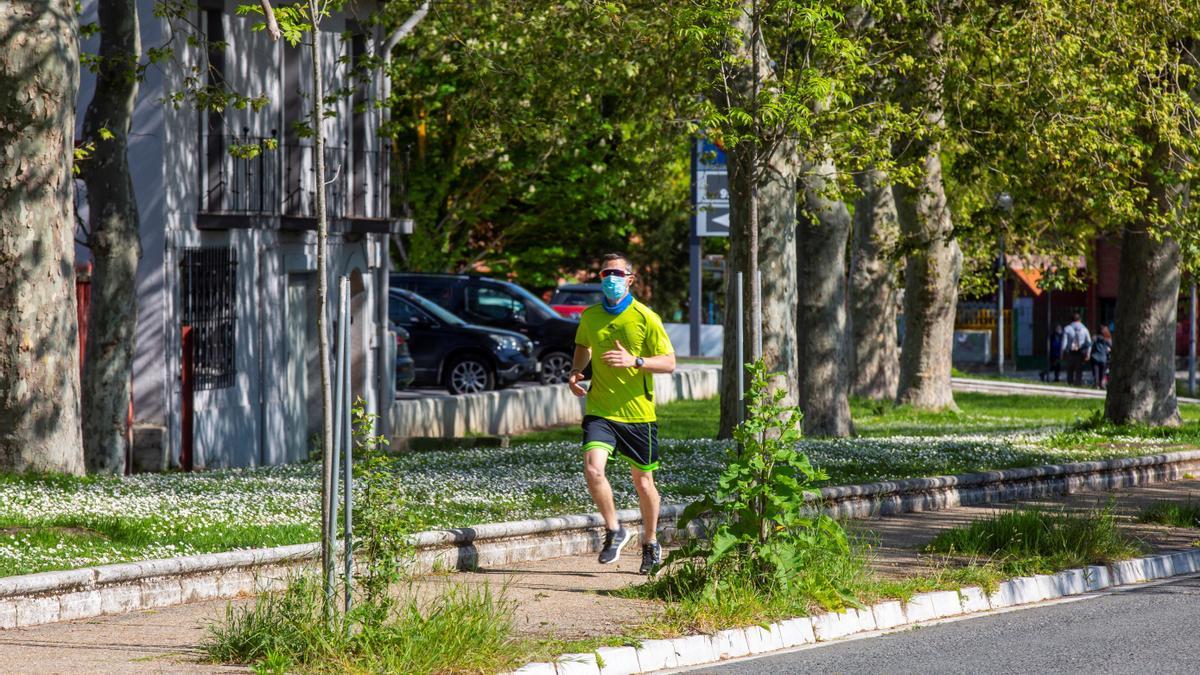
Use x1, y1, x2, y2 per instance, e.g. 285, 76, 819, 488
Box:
584, 449, 619, 530
631, 467, 660, 543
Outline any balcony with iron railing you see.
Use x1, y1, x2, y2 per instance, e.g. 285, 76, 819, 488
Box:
198, 131, 392, 230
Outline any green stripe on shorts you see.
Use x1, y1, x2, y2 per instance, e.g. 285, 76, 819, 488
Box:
583, 441, 615, 454
616, 453, 659, 472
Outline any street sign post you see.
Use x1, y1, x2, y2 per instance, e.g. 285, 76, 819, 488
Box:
689, 137, 729, 356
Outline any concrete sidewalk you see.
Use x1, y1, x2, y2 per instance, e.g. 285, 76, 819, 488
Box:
951, 375, 1200, 404
2, 480, 1198, 673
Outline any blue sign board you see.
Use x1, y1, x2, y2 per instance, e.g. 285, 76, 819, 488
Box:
692, 137, 729, 237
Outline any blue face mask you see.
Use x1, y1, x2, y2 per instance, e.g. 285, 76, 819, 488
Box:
601, 274, 627, 303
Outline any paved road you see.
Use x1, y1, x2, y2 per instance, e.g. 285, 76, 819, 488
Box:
688, 574, 1200, 675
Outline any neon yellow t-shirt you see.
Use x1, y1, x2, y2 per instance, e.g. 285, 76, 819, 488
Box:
575, 299, 674, 423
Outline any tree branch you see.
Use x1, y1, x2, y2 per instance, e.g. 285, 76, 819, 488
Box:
259, 0, 281, 41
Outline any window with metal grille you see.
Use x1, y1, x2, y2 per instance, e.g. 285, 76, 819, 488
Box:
180, 247, 238, 390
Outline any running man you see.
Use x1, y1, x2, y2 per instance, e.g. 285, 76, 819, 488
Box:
568, 252, 676, 574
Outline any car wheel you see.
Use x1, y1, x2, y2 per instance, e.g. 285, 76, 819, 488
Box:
539, 351, 573, 385
446, 357, 494, 395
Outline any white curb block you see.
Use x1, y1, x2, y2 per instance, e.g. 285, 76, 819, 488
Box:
778, 617, 816, 647
510, 549, 1200, 674
670, 634, 718, 667
633, 640, 678, 671
556, 652, 600, 675
871, 600, 907, 630
595, 646, 641, 675
713, 628, 750, 659
958, 587, 990, 613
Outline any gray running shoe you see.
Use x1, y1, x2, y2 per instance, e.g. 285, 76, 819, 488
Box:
639, 542, 662, 575
598, 527, 630, 564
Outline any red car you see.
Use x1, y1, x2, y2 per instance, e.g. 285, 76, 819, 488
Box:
551, 283, 603, 319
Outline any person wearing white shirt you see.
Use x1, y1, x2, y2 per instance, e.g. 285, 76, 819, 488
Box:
1062, 313, 1092, 386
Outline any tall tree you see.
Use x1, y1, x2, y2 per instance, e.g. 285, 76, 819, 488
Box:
79, 0, 141, 474
796, 155, 853, 435
384, 0, 692, 296
887, 8, 962, 410
0, 0, 86, 474
678, 0, 868, 436
848, 168, 900, 400
948, 0, 1200, 425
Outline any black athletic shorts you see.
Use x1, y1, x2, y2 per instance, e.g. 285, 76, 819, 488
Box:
581, 415, 660, 472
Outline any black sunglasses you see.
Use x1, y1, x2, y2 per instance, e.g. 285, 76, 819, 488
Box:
600, 269, 629, 279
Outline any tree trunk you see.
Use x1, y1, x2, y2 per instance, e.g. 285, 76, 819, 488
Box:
80, 0, 141, 474
718, 139, 798, 438
716, 0, 799, 438
894, 145, 961, 410
307, 0, 336, 620
895, 27, 959, 411
795, 156, 852, 437
0, 0, 85, 474
849, 168, 900, 400
1105, 141, 1182, 426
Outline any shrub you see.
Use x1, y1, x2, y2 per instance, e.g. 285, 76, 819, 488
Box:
641, 361, 865, 625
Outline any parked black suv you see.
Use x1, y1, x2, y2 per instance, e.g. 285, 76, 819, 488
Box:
388, 288, 536, 394
391, 273, 580, 384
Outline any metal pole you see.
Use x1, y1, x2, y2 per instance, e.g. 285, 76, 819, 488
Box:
735, 272, 745, 427
1190, 282, 1197, 397
326, 277, 348, 608
689, 138, 703, 358
997, 235, 1005, 374
342, 293, 353, 616
754, 270, 763, 360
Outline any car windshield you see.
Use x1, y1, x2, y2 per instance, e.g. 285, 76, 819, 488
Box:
504, 283, 558, 320
397, 290, 466, 326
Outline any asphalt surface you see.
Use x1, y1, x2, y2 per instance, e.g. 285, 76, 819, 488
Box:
687, 574, 1200, 675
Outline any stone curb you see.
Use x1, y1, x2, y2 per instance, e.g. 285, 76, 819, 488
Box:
514, 549, 1200, 675
2, 449, 1199, 630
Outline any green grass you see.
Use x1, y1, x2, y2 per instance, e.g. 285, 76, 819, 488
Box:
1137, 500, 1200, 528
512, 391, 1200, 444
512, 397, 720, 444
205, 576, 523, 674
6, 391, 1200, 579
924, 505, 1145, 577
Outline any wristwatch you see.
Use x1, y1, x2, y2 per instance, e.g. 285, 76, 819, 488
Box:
634, 357, 645, 369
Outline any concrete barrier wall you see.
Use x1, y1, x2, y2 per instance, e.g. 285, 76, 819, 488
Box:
390, 367, 721, 441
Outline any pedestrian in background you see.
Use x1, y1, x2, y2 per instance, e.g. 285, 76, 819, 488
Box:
1091, 325, 1112, 389
1062, 313, 1092, 386
1040, 325, 1064, 382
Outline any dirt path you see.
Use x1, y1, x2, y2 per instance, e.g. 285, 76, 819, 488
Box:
2, 480, 1198, 673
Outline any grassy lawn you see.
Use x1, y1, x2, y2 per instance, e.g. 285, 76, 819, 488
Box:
3, 391, 1200, 577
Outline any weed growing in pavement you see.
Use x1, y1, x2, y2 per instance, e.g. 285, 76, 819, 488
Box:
204, 400, 520, 673
1137, 499, 1200, 528
629, 361, 868, 631
203, 575, 519, 673
924, 503, 1145, 576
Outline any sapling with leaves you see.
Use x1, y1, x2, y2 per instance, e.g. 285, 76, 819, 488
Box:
666, 361, 854, 606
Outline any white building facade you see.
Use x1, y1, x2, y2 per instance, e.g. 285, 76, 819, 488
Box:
77, 0, 395, 469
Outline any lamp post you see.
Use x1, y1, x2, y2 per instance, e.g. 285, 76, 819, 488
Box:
996, 192, 1014, 374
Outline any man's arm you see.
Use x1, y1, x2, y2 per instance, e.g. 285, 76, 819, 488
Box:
638, 352, 676, 374
567, 344, 591, 397
571, 344, 591, 374
600, 340, 675, 373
